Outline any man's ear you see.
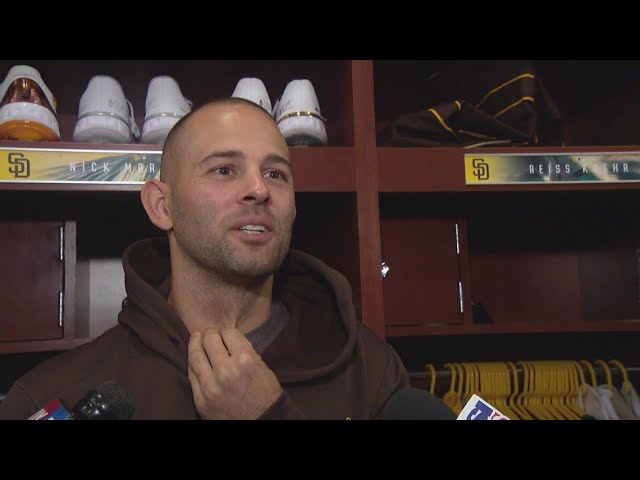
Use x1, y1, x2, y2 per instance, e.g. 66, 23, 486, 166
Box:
141, 179, 173, 231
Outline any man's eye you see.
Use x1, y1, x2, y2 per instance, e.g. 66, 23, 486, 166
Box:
265, 170, 286, 180
214, 166, 231, 175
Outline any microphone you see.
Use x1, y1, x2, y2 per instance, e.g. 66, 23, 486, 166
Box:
456, 394, 510, 420
28, 381, 135, 420
382, 388, 457, 420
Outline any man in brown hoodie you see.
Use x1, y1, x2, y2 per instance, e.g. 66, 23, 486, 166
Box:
0, 97, 409, 420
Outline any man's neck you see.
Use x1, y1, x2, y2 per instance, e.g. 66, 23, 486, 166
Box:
168, 260, 273, 336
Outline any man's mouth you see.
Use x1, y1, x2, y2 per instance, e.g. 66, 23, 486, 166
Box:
239, 224, 268, 234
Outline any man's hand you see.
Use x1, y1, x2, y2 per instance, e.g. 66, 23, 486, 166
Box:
188, 327, 283, 419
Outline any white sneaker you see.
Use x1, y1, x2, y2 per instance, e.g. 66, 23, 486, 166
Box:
73, 75, 140, 144
142, 76, 192, 145
274, 79, 327, 146
271, 98, 280, 119
0, 65, 60, 141
231, 78, 272, 114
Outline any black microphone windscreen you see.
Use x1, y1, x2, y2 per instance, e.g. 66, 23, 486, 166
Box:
72, 381, 135, 420
382, 388, 456, 420
95, 381, 135, 420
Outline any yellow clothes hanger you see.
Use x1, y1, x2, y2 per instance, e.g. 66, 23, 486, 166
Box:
594, 359, 613, 390
539, 361, 564, 420
555, 361, 579, 420
608, 359, 631, 396
545, 362, 563, 419
558, 361, 579, 419
442, 363, 462, 415
476, 362, 505, 417
462, 363, 473, 404
516, 361, 534, 419
506, 361, 529, 420
527, 362, 547, 420
476, 362, 490, 403
520, 361, 545, 420
454, 363, 465, 400
470, 363, 481, 398
424, 363, 437, 395
580, 360, 597, 388
494, 362, 518, 420
538, 361, 560, 420
569, 360, 586, 418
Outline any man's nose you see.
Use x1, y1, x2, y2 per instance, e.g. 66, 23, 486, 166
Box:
238, 171, 270, 204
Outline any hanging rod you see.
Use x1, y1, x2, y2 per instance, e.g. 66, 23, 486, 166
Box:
410, 363, 640, 378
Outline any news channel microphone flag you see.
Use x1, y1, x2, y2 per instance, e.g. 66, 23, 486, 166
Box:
457, 394, 510, 420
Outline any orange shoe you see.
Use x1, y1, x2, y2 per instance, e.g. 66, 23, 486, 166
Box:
0, 65, 60, 141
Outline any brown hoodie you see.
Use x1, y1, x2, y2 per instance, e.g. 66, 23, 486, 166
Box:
0, 238, 408, 420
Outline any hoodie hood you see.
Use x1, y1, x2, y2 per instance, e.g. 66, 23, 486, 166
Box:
120, 238, 358, 384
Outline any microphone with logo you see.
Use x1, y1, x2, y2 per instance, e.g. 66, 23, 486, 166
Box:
382, 388, 457, 420
456, 394, 510, 420
27, 380, 135, 420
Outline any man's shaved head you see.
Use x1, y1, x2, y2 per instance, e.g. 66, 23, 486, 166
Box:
159, 97, 278, 183
140, 93, 295, 292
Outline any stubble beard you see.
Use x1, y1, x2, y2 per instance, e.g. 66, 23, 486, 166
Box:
173, 208, 294, 285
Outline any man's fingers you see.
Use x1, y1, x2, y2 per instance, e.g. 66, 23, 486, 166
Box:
188, 364, 205, 406
220, 328, 258, 358
187, 331, 215, 380
200, 327, 232, 365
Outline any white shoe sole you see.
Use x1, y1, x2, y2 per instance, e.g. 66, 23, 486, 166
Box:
278, 115, 327, 146
0, 102, 60, 138
73, 115, 131, 144
142, 116, 180, 145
